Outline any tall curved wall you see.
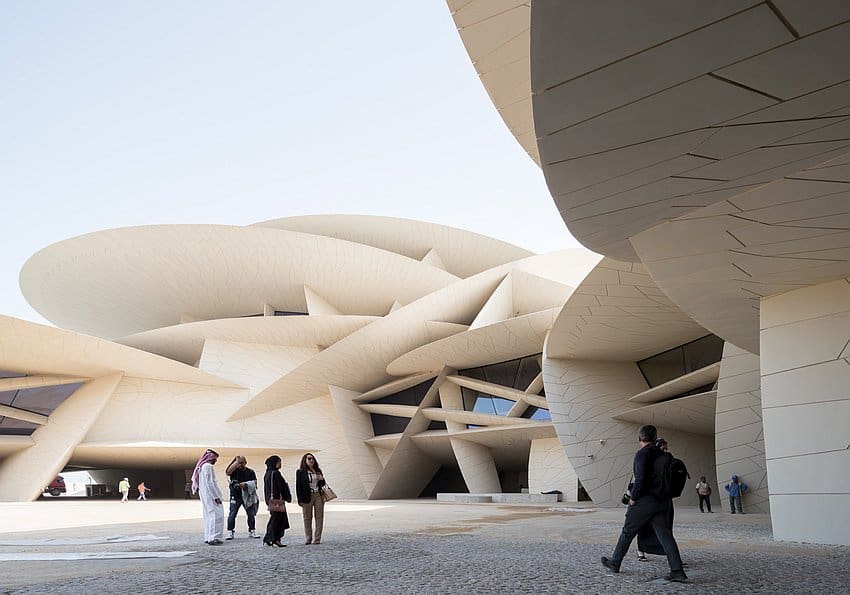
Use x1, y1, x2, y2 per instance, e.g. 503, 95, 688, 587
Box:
761, 278, 850, 545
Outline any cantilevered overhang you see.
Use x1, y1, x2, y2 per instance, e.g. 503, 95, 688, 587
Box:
447, 0, 538, 164
530, 1, 850, 262
546, 258, 705, 362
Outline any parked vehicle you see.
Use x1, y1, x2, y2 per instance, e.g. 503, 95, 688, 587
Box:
44, 475, 66, 497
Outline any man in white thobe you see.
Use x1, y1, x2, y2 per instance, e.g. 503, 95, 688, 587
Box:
192, 449, 225, 545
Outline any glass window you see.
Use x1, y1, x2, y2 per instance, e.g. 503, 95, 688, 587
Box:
427, 420, 447, 431
683, 335, 725, 371
0, 416, 38, 435
521, 406, 552, 421
369, 414, 408, 436
274, 311, 307, 316
0, 383, 83, 416
461, 388, 514, 416
637, 335, 724, 388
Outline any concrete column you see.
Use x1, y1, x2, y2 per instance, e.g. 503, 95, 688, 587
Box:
450, 438, 501, 493
0, 373, 123, 502
714, 343, 769, 513
761, 278, 850, 545
528, 437, 578, 500
328, 385, 383, 496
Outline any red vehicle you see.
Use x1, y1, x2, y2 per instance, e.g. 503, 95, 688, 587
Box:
44, 475, 66, 497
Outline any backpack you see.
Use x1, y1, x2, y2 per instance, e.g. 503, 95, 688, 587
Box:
651, 452, 690, 499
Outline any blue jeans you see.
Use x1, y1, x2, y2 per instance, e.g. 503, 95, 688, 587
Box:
227, 496, 256, 532
730, 495, 743, 513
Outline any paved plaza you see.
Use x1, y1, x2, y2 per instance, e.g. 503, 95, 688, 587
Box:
0, 499, 848, 593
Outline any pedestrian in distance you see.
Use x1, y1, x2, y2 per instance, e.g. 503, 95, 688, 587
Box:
192, 449, 225, 545
724, 475, 748, 514
263, 455, 292, 547
224, 455, 261, 540
136, 481, 151, 501
118, 477, 130, 503
296, 453, 327, 545
696, 476, 713, 513
601, 425, 687, 583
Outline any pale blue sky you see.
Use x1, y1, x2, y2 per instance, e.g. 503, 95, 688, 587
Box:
1, 2, 579, 324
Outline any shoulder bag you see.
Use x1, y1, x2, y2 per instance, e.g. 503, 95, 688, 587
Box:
320, 485, 337, 502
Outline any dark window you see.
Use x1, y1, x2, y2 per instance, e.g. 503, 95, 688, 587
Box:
370, 413, 408, 436
373, 379, 434, 407
274, 311, 307, 316
419, 466, 468, 497
637, 335, 724, 388
427, 420, 447, 431
0, 417, 38, 435
0, 383, 83, 417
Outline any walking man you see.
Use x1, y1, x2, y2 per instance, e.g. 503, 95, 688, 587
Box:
601, 424, 687, 582
225, 455, 261, 539
118, 477, 130, 503
137, 481, 151, 501
192, 449, 225, 545
696, 476, 712, 513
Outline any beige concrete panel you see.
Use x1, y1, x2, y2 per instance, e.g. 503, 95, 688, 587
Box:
613, 391, 717, 436
420, 248, 447, 272
767, 451, 850, 495
437, 380, 466, 434
21, 225, 460, 338
760, 277, 850, 330
421, 408, 538, 428
358, 404, 418, 418
0, 315, 238, 389
198, 340, 316, 395
329, 386, 384, 496
769, 494, 850, 545
469, 274, 513, 330
254, 215, 534, 279
444, 375, 547, 410
547, 258, 706, 361
629, 363, 720, 404
0, 374, 122, 502
353, 372, 438, 404
303, 285, 342, 316
118, 315, 375, 365
714, 343, 769, 513
387, 309, 558, 376
0, 404, 48, 425
0, 375, 88, 391
528, 437, 578, 500
447, 1, 537, 163
0, 436, 33, 459
450, 437, 501, 493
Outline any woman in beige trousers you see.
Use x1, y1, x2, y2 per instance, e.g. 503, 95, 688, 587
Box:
295, 452, 327, 545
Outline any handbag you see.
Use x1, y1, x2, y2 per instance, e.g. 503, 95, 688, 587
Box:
268, 498, 286, 512
320, 485, 337, 502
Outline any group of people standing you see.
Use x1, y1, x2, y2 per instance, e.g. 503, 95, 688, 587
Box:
191, 449, 331, 547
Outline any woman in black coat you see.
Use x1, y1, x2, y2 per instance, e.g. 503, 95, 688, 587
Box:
295, 452, 327, 545
262, 455, 291, 547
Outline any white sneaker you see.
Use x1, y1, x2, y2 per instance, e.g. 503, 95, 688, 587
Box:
226, 530, 235, 540
249, 530, 260, 539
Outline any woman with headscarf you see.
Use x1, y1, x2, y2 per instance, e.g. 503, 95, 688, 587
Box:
262, 455, 291, 547
296, 452, 327, 545
191, 449, 224, 545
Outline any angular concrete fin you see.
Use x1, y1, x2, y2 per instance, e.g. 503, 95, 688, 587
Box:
387, 300, 403, 315
470, 274, 514, 329
511, 270, 574, 316
263, 303, 275, 316
421, 248, 447, 271
179, 313, 204, 324
303, 285, 342, 316
424, 321, 469, 343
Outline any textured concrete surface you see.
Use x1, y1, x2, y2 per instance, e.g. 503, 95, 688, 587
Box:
1, 500, 848, 593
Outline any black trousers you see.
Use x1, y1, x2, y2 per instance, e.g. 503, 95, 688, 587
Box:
264, 510, 289, 544
611, 497, 684, 571
698, 494, 712, 512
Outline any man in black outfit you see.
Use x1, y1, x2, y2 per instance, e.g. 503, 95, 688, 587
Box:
601, 424, 687, 582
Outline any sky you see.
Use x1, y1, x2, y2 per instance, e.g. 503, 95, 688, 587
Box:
0, 2, 580, 325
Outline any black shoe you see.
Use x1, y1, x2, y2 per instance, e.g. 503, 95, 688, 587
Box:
273, 541, 286, 547
601, 557, 620, 573
207, 539, 224, 546
664, 570, 688, 582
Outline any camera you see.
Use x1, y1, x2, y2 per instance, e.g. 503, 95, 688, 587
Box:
621, 493, 630, 505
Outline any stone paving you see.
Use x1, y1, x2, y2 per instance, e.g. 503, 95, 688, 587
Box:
1, 500, 848, 593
